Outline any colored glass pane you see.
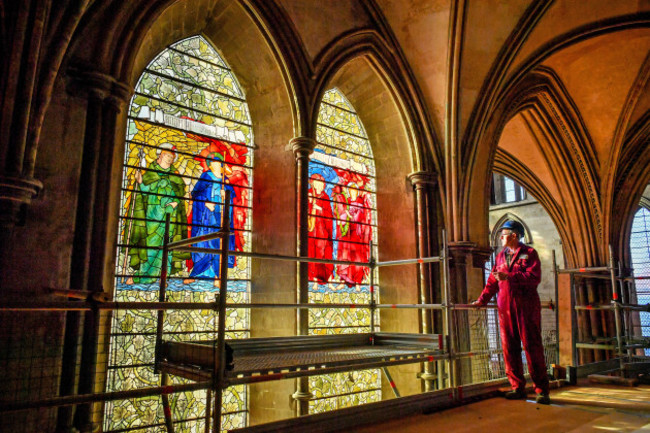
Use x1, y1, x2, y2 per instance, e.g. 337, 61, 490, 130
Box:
107, 35, 251, 432
307, 88, 380, 413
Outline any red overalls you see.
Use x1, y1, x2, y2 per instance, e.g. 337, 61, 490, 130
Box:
477, 242, 549, 395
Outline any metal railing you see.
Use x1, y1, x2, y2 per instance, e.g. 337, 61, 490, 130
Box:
0, 195, 559, 433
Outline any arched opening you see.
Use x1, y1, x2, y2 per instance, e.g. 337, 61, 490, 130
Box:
629, 187, 650, 355
107, 35, 252, 432
307, 87, 380, 411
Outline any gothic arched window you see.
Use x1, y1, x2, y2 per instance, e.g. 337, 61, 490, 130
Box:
630, 206, 650, 354
107, 36, 252, 432
307, 88, 380, 412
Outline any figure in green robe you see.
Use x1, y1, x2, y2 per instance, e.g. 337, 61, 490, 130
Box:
124, 143, 190, 285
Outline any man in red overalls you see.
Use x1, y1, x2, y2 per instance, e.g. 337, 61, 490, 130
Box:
474, 220, 550, 404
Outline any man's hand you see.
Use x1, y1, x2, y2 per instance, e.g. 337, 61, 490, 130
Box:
206, 202, 215, 212
166, 201, 178, 209
471, 300, 484, 308
493, 271, 508, 281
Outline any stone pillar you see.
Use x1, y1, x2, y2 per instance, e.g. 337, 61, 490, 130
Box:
56, 67, 130, 433
407, 171, 438, 390
289, 137, 315, 415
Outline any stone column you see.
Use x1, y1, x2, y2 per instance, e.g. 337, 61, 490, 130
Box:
57, 67, 130, 433
407, 171, 438, 391
289, 137, 315, 415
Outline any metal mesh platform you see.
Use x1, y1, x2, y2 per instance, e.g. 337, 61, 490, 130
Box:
160, 332, 444, 385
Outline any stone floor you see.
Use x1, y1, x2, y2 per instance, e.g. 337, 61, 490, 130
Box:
352, 384, 650, 433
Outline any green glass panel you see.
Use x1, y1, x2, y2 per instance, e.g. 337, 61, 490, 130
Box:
173, 37, 228, 69
148, 50, 243, 98
135, 71, 251, 125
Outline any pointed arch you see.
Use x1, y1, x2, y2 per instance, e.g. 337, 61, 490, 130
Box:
493, 148, 576, 264
612, 113, 650, 267
311, 29, 441, 177
465, 67, 601, 267
108, 35, 253, 432
490, 213, 533, 246
306, 86, 381, 413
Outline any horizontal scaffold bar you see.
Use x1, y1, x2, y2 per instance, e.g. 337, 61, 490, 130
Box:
453, 301, 555, 310
576, 342, 618, 350
167, 230, 226, 250
375, 303, 444, 310
557, 266, 610, 274
376, 257, 442, 267
575, 303, 649, 311
165, 245, 445, 270
0, 301, 220, 311
622, 275, 650, 281
1, 299, 563, 313
570, 273, 614, 280
231, 303, 373, 309
174, 248, 374, 268
0, 381, 212, 412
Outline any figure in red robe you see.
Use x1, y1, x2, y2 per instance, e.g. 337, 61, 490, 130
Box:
333, 182, 372, 288
308, 174, 334, 285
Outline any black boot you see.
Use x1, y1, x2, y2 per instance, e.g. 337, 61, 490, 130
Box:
504, 389, 527, 400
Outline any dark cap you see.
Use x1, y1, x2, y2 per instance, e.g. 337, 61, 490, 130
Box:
500, 220, 525, 237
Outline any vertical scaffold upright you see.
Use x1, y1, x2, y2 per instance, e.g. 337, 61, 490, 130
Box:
152, 191, 454, 432
554, 245, 650, 378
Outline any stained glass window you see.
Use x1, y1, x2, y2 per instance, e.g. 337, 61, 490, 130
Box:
630, 206, 650, 355
307, 88, 380, 412
106, 36, 252, 432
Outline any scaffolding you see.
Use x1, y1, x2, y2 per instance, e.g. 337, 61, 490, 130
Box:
554, 246, 650, 382
151, 192, 452, 432
0, 195, 560, 433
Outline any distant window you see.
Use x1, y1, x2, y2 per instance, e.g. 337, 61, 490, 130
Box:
504, 177, 516, 202
491, 174, 526, 205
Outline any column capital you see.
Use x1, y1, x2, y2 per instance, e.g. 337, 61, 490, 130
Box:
289, 137, 316, 160
407, 171, 437, 189
105, 81, 133, 112
0, 174, 43, 229
66, 64, 132, 105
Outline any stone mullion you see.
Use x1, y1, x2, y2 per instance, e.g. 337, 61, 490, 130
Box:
25, 0, 93, 179
0, 1, 49, 270
290, 137, 316, 415
408, 171, 437, 390
57, 69, 129, 433
75, 87, 130, 433
56, 83, 105, 433
4, 0, 49, 176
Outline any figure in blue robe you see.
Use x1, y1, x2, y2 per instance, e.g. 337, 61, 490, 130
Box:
189, 153, 237, 281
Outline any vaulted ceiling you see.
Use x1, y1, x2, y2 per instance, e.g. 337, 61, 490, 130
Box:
2, 0, 649, 266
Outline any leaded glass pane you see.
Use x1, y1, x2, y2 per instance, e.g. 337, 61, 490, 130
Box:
630, 206, 650, 355
107, 35, 251, 432
307, 88, 380, 413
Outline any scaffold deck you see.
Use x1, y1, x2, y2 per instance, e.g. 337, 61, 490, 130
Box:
160, 332, 445, 385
